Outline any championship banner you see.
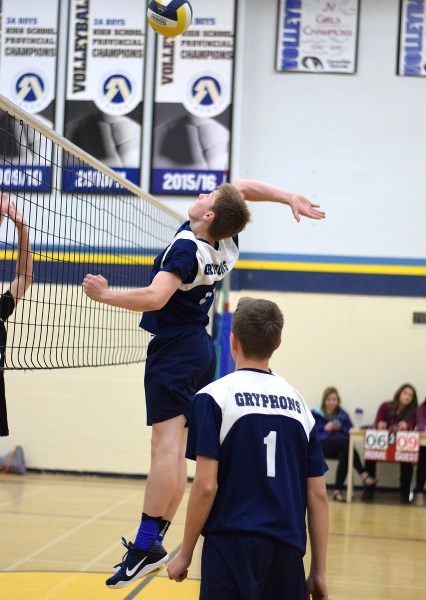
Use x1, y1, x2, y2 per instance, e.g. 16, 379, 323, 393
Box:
398, 0, 426, 76
276, 0, 359, 74
63, 0, 146, 193
150, 0, 236, 195
364, 430, 420, 464
0, 0, 59, 191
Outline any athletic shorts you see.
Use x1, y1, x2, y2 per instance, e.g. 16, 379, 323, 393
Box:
200, 532, 307, 600
144, 327, 216, 425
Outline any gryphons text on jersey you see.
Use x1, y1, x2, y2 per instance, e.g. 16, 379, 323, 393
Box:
140, 221, 239, 334
186, 368, 328, 554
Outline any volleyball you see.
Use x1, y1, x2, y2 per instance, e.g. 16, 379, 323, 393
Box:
147, 0, 193, 37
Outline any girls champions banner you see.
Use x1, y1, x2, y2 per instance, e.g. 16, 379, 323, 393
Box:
150, 0, 236, 195
398, 0, 426, 76
276, 0, 359, 74
0, 0, 59, 192
63, 0, 146, 193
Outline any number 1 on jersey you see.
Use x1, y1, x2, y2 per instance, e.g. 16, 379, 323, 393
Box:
264, 430, 277, 478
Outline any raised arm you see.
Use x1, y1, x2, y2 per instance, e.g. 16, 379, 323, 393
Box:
1, 195, 33, 305
231, 179, 326, 222
82, 269, 182, 312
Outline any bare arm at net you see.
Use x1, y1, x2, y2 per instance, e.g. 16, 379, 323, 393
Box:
82, 270, 182, 312
231, 179, 326, 223
1, 194, 33, 305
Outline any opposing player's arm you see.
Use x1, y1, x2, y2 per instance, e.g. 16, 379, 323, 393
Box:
306, 475, 329, 599
82, 269, 182, 312
1, 195, 33, 305
167, 455, 218, 583
231, 178, 325, 222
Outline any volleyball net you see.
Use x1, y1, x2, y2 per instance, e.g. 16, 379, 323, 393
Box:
0, 95, 184, 370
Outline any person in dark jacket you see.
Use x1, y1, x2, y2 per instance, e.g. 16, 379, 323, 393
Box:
312, 386, 375, 502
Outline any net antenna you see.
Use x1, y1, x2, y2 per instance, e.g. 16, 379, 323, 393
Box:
0, 94, 184, 369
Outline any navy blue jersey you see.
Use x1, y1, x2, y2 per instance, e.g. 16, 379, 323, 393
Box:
187, 368, 328, 554
140, 221, 239, 334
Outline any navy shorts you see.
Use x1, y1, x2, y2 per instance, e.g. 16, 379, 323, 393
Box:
200, 532, 307, 600
144, 327, 216, 425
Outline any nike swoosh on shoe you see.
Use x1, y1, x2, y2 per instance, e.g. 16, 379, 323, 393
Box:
126, 557, 147, 577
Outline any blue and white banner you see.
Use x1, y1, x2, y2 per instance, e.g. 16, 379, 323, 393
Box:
64, 0, 146, 193
150, 0, 236, 195
276, 0, 359, 74
398, 0, 426, 76
0, 0, 59, 191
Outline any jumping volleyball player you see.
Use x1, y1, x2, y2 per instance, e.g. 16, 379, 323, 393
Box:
82, 179, 326, 589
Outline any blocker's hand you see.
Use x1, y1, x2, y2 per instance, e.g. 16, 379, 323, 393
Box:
82, 273, 109, 302
0, 194, 27, 230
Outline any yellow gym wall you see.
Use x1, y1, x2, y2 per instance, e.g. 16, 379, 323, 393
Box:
1, 290, 424, 488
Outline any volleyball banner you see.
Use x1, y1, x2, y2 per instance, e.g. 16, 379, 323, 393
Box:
150, 0, 236, 195
398, 0, 426, 76
276, 0, 359, 74
63, 0, 146, 193
363, 430, 420, 464
0, 0, 59, 191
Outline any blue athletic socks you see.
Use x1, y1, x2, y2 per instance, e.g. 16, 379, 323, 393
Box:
134, 513, 163, 551
134, 514, 171, 551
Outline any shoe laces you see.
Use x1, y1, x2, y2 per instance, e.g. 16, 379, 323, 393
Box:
114, 537, 134, 569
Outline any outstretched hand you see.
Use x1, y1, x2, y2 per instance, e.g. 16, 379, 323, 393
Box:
82, 273, 109, 302
1, 193, 27, 229
288, 193, 326, 222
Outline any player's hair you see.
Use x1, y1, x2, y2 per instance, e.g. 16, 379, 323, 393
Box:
208, 183, 251, 241
388, 383, 418, 422
232, 297, 283, 359
321, 386, 341, 412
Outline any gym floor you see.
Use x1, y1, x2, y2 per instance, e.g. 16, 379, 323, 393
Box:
1, 472, 425, 599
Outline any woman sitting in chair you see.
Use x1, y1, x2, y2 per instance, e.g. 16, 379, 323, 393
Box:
312, 386, 375, 502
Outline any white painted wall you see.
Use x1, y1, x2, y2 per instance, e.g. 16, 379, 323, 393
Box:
166, 0, 426, 261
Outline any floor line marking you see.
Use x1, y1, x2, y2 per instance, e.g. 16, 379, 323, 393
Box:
2, 491, 141, 573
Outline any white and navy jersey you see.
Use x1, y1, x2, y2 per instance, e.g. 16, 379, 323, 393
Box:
186, 368, 328, 554
140, 221, 239, 334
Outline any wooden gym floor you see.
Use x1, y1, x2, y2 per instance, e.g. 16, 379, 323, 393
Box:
0, 472, 425, 600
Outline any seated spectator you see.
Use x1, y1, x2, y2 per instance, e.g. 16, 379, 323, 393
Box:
413, 397, 426, 506
362, 383, 418, 503
312, 386, 375, 502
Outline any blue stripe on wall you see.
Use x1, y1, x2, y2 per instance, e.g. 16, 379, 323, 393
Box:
2, 247, 425, 297
231, 269, 426, 297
